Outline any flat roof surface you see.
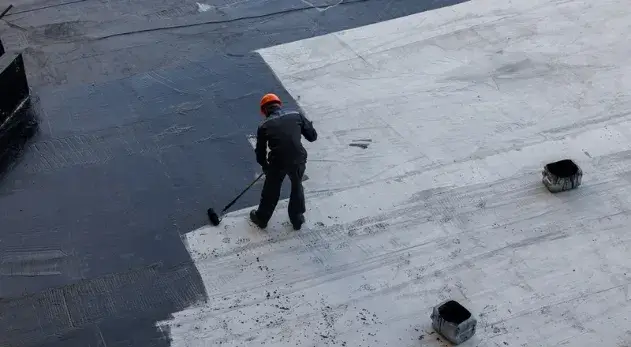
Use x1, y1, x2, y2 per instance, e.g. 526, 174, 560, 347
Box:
162, 0, 631, 345
0, 0, 464, 346
3, 0, 631, 346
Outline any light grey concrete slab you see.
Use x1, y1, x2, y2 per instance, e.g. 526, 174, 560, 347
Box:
159, 0, 631, 345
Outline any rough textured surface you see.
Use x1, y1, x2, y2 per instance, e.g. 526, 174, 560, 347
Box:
0, 262, 206, 347
161, 0, 631, 345
0, 0, 466, 88
0, 0, 465, 346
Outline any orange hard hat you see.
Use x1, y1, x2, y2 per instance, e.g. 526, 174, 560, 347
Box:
260, 93, 282, 114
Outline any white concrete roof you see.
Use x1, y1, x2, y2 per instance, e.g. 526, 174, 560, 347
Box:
159, 0, 631, 345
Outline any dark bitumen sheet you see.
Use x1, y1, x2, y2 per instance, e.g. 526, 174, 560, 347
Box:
0, 0, 467, 345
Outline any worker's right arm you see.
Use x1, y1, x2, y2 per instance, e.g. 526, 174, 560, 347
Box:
300, 113, 318, 142
255, 125, 268, 170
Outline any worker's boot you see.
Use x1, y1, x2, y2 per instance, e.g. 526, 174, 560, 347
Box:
290, 214, 305, 231
250, 210, 267, 229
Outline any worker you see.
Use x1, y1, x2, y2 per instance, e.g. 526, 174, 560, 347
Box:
249, 93, 318, 230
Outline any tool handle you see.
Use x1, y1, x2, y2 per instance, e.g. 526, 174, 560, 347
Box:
0, 4, 13, 19
221, 172, 264, 213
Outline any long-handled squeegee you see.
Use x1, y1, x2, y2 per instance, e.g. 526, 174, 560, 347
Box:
207, 173, 264, 226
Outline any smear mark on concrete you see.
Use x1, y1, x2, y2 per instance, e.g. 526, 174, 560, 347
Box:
196, 3, 212, 13
349, 139, 371, 149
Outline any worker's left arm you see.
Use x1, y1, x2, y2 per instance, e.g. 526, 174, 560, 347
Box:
300, 113, 318, 142
255, 125, 268, 170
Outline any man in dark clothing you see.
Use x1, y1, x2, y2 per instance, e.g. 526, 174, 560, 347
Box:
250, 93, 318, 230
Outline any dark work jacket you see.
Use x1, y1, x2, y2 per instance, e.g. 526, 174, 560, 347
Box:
255, 107, 318, 169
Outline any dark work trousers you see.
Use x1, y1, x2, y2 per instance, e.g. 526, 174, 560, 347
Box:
256, 163, 306, 224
